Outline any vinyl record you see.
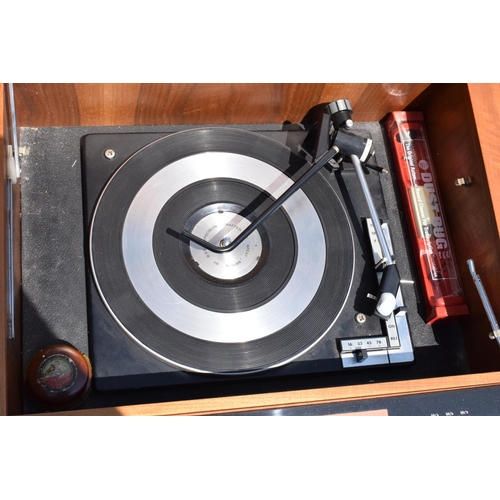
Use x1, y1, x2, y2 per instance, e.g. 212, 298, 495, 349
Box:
90, 127, 354, 373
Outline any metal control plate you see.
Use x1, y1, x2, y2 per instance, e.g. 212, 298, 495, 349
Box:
339, 218, 414, 368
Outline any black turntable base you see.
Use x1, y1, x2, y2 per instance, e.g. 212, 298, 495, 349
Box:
78, 122, 448, 391
20, 122, 470, 409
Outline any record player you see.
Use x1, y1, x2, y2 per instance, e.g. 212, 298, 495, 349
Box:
11, 83, 500, 416
80, 100, 416, 391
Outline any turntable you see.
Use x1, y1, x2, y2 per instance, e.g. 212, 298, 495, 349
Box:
12, 82, 500, 417
80, 100, 415, 391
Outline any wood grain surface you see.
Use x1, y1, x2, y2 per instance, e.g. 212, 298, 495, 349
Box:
36, 371, 500, 416
12, 83, 429, 127
416, 84, 500, 371
468, 84, 500, 231
464, 83, 500, 370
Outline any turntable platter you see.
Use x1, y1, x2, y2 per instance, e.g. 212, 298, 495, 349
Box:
90, 128, 354, 373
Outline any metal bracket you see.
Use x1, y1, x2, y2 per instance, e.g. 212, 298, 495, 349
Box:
6, 145, 20, 182
339, 219, 414, 368
467, 259, 500, 347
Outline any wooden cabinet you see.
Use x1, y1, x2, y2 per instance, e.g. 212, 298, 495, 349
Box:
2, 83, 500, 415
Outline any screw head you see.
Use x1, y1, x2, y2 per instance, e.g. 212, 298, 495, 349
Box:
104, 149, 116, 160
355, 313, 367, 324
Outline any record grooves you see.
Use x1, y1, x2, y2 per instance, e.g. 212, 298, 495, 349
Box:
154, 179, 294, 311
90, 128, 355, 374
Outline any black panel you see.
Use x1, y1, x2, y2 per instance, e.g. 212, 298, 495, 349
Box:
19, 123, 471, 413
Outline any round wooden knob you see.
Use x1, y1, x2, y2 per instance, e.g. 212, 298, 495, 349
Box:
26, 344, 92, 411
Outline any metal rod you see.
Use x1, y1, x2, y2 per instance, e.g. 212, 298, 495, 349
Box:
350, 154, 393, 265
6, 180, 15, 339
467, 259, 500, 346
6, 83, 19, 340
182, 145, 339, 253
